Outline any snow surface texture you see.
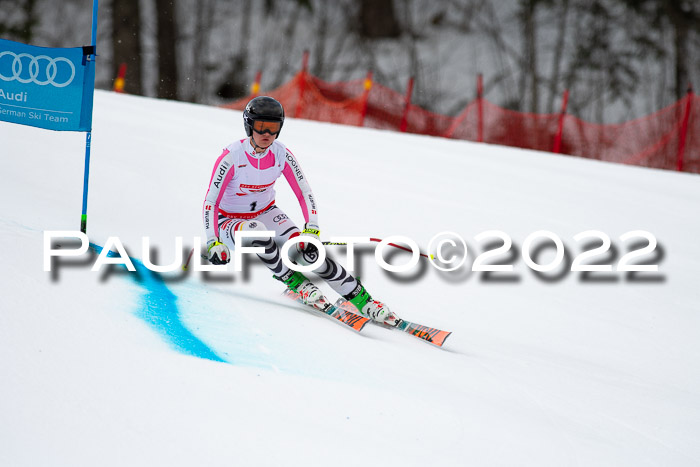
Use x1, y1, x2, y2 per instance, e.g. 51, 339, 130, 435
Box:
1, 91, 699, 466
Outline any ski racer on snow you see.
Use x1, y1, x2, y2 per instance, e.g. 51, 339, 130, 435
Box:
203, 96, 397, 325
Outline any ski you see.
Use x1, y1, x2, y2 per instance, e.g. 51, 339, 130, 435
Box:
282, 289, 370, 332
336, 300, 452, 347
283, 290, 451, 345
391, 320, 452, 347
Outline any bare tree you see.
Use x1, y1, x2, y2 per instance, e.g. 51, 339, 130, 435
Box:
187, 0, 217, 102
216, 0, 257, 100
156, 0, 179, 100
517, 0, 539, 113
621, 0, 700, 100
270, 2, 306, 86
546, 0, 569, 113
359, 0, 401, 39
475, 0, 521, 109
111, 0, 143, 95
0, 0, 38, 43
311, 2, 328, 78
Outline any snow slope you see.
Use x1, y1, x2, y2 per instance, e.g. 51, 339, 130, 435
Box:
1, 90, 700, 466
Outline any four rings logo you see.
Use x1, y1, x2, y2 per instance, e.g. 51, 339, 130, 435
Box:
0, 51, 76, 87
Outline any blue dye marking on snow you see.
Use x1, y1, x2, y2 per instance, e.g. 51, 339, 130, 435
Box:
90, 243, 225, 363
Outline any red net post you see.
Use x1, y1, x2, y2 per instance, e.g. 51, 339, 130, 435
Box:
477, 74, 483, 142
399, 77, 414, 133
251, 70, 262, 98
295, 51, 310, 118
553, 89, 569, 153
360, 70, 373, 127
677, 84, 694, 172
113, 63, 127, 93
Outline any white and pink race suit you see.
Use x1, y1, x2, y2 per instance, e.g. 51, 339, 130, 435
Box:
202, 138, 360, 297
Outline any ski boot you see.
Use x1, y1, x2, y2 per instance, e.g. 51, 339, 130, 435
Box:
343, 281, 400, 326
276, 270, 326, 309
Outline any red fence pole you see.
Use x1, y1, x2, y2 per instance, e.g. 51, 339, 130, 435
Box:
477, 74, 484, 143
399, 77, 414, 132
295, 50, 310, 119
553, 89, 569, 154
360, 70, 373, 127
251, 70, 262, 98
113, 63, 127, 93
677, 84, 694, 172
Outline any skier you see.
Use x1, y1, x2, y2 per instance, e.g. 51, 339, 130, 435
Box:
202, 96, 397, 325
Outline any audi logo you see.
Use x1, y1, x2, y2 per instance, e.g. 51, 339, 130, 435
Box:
0, 51, 76, 88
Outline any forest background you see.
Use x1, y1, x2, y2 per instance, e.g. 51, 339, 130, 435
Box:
1, 0, 698, 124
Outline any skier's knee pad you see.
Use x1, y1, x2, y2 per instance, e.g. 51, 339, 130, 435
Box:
236, 220, 272, 247
289, 231, 323, 267
238, 220, 267, 232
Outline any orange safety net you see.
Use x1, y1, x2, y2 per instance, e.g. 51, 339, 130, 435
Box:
223, 71, 700, 174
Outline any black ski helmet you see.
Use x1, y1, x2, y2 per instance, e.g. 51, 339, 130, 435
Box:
243, 96, 285, 137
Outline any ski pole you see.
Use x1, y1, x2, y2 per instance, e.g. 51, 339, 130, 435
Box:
183, 248, 195, 270
183, 236, 432, 270
322, 238, 431, 259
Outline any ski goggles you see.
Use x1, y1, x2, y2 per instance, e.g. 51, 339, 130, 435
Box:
252, 120, 282, 135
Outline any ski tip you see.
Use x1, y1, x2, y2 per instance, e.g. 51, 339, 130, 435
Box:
405, 323, 452, 347
356, 318, 370, 333
417, 330, 451, 347
430, 330, 452, 347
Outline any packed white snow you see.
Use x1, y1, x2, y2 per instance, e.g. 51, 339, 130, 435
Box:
1, 91, 699, 466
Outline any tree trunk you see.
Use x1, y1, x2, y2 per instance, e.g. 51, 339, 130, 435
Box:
156, 0, 179, 100
665, 2, 690, 99
111, 0, 142, 95
311, 4, 328, 79
20, 0, 37, 43
518, 0, 538, 113
359, 0, 401, 39
547, 0, 569, 113
272, 4, 301, 86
